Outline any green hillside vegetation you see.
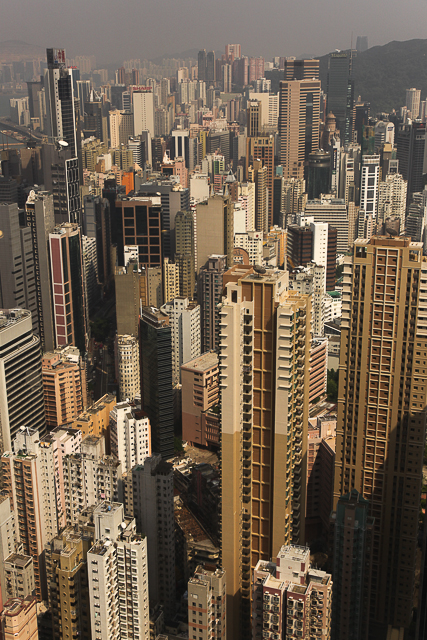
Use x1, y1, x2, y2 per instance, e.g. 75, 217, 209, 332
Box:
267, 39, 427, 117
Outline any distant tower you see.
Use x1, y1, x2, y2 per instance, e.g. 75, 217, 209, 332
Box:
327, 52, 354, 144
356, 36, 368, 52
206, 51, 216, 85
198, 49, 207, 82
406, 87, 421, 119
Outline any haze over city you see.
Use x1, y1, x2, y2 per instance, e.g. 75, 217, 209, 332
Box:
1, 0, 427, 62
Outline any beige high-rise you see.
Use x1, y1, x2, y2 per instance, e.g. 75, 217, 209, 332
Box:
279, 79, 321, 179
334, 236, 427, 635
220, 266, 311, 639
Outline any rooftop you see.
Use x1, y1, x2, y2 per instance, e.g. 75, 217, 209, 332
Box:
181, 351, 218, 373
0, 308, 31, 331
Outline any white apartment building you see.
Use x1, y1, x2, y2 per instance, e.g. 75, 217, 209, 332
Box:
132, 89, 154, 138
290, 263, 326, 336
88, 502, 149, 640
163, 258, 180, 304
162, 297, 201, 385
234, 230, 263, 265
63, 435, 122, 525
110, 401, 151, 475
360, 155, 380, 218
0, 496, 18, 599
188, 565, 226, 640
117, 335, 141, 402
238, 182, 255, 231
378, 173, 407, 229
310, 222, 328, 290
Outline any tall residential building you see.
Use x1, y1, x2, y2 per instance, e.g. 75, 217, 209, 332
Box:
378, 172, 407, 229
1, 596, 38, 640
326, 51, 354, 144
406, 87, 421, 119
2, 428, 59, 600
4, 554, 35, 601
279, 79, 321, 179
196, 195, 234, 272
140, 307, 175, 459
132, 88, 154, 137
63, 435, 122, 525
246, 135, 274, 229
24, 190, 56, 352
199, 254, 227, 353
0, 203, 38, 335
45, 527, 93, 640
133, 455, 175, 621
334, 236, 427, 635
116, 334, 141, 402
331, 489, 374, 640
87, 502, 150, 640
304, 199, 350, 252
359, 155, 380, 218
115, 259, 144, 337
49, 223, 87, 353
42, 345, 87, 429
0, 309, 45, 453
175, 210, 195, 299
306, 416, 335, 541
162, 297, 201, 385
0, 495, 19, 598
220, 267, 311, 639
163, 258, 180, 303
188, 565, 226, 640
248, 159, 268, 233
44, 48, 78, 155
252, 544, 333, 640
109, 109, 134, 148
114, 196, 162, 269
181, 352, 220, 448
109, 401, 151, 474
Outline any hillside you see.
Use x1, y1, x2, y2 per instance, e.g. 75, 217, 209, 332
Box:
319, 39, 427, 114
266, 39, 427, 116
0, 40, 45, 62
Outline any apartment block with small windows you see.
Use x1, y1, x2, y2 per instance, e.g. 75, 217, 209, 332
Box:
252, 545, 332, 640
188, 564, 226, 640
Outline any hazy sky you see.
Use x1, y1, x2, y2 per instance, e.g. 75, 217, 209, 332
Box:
2, 0, 427, 64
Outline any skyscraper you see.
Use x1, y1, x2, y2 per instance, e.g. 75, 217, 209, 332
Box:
162, 297, 201, 385
334, 236, 427, 635
196, 195, 234, 272
0, 203, 38, 335
0, 309, 46, 453
44, 48, 78, 155
199, 254, 227, 353
87, 502, 150, 640
49, 223, 87, 354
207, 51, 216, 85
132, 454, 175, 620
331, 489, 374, 640
114, 196, 162, 269
406, 87, 421, 119
220, 267, 311, 638
283, 58, 320, 81
140, 307, 175, 459
24, 190, 56, 352
198, 50, 207, 83
326, 51, 354, 144
279, 79, 321, 179
396, 121, 426, 204
175, 210, 195, 299
132, 88, 154, 138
